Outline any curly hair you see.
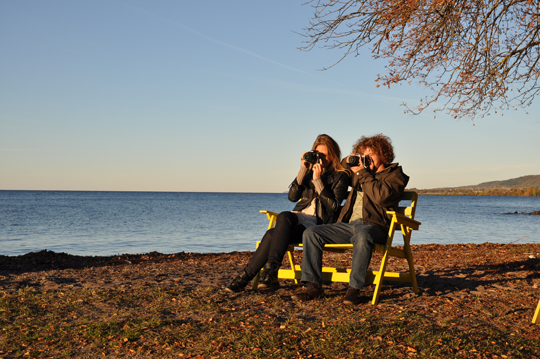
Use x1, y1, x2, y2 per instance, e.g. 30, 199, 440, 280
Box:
311, 134, 345, 172
352, 134, 395, 165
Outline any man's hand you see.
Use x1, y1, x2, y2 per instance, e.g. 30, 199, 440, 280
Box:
346, 154, 364, 173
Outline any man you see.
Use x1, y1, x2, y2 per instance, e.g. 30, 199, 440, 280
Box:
291, 134, 409, 305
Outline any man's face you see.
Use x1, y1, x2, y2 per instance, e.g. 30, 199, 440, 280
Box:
361, 147, 385, 173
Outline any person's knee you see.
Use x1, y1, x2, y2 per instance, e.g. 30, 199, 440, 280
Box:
302, 226, 319, 244
304, 226, 332, 248
276, 211, 295, 227
351, 228, 372, 247
265, 228, 275, 237
351, 226, 385, 247
303, 226, 315, 239
259, 228, 274, 244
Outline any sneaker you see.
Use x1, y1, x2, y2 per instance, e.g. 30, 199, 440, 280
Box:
225, 272, 251, 293
257, 263, 280, 289
291, 283, 324, 301
342, 287, 362, 306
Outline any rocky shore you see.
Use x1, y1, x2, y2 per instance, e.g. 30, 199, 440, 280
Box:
2, 243, 540, 301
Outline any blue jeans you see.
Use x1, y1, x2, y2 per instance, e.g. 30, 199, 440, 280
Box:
301, 219, 387, 289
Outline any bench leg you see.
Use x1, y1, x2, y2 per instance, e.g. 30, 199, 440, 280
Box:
370, 227, 398, 305
277, 245, 301, 285
403, 229, 419, 294
255, 244, 300, 289
287, 246, 300, 284
371, 249, 391, 305
252, 270, 262, 290
533, 297, 540, 324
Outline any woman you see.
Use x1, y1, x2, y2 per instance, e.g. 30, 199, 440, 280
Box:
225, 134, 350, 292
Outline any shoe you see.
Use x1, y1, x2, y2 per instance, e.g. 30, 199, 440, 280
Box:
257, 263, 280, 289
291, 283, 324, 301
225, 272, 251, 293
342, 286, 362, 306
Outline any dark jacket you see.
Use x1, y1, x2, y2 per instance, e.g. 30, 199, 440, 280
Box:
288, 169, 350, 225
337, 163, 409, 230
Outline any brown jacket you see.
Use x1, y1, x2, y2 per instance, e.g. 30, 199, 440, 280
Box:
337, 163, 409, 230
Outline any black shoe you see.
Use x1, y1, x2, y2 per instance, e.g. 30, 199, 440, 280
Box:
257, 263, 280, 289
225, 272, 251, 293
291, 283, 324, 301
342, 286, 362, 306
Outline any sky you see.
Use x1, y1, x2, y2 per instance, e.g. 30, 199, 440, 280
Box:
1, 0, 539, 193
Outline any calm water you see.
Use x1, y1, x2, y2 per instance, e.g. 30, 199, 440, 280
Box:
1, 191, 539, 256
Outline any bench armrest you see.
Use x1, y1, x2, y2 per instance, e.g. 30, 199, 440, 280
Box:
386, 211, 421, 230
260, 210, 279, 219
260, 210, 279, 229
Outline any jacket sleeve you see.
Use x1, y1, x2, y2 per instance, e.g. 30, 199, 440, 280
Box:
354, 166, 409, 207
317, 171, 351, 214
288, 167, 310, 202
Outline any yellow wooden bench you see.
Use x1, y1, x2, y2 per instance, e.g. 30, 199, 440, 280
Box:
253, 191, 421, 305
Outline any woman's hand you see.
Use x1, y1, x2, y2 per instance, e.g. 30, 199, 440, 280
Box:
312, 162, 322, 179
300, 151, 310, 168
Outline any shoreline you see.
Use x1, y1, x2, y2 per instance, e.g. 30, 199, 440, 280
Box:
2, 239, 539, 262
0, 241, 537, 266
2, 243, 540, 292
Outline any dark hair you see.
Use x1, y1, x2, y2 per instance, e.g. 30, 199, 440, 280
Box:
311, 134, 345, 172
353, 134, 395, 165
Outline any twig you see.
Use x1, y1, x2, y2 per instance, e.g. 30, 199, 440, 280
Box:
503, 235, 529, 246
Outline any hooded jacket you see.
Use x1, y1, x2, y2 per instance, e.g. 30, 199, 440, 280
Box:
337, 163, 409, 230
288, 169, 350, 225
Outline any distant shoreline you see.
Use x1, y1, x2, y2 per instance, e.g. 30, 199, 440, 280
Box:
411, 189, 539, 197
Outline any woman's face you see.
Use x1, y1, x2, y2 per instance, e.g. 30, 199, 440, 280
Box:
315, 144, 330, 168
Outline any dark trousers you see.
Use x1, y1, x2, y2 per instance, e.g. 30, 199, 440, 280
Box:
243, 211, 306, 278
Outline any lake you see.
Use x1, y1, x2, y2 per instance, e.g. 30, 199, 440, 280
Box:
0, 191, 539, 256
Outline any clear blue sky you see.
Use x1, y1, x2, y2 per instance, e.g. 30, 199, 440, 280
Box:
1, 1, 539, 192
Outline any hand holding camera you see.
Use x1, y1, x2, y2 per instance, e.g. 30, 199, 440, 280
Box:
303, 150, 326, 165
347, 154, 371, 170
302, 150, 325, 179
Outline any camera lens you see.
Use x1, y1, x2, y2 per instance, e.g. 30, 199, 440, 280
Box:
348, 156, 360, 166
303, 151, 317, 164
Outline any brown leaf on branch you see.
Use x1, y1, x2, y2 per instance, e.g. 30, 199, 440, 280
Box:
300, 0, 540, 119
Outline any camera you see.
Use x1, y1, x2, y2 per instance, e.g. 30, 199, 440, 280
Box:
303, 150, 325, 164
348, 154, 371, 168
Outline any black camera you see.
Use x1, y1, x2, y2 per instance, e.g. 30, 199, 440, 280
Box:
348, 155, 371, 168
303, 150, 325, 164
